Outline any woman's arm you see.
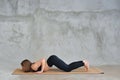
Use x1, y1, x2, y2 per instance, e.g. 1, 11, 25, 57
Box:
31, 60, 41, 71
35, 58, 46, 74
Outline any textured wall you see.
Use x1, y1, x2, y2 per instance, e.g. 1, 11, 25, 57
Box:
0, 0, 120, 70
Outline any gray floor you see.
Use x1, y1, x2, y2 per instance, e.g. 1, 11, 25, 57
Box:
1, 65, 119, 80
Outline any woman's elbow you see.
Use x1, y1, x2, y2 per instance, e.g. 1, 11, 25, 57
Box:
41, 58, 46, 62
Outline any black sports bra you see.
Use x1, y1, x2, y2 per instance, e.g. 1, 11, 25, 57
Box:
37, 66, 42, 71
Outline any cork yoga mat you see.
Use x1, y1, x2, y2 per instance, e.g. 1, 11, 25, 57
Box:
12, 67, 104, 75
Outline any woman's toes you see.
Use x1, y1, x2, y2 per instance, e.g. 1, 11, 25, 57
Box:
83, 60, 89, 71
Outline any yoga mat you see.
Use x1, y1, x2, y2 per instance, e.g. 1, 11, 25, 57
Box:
12, 67, 104, 75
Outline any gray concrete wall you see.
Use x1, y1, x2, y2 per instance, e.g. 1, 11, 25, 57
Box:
0, 0, 120, 72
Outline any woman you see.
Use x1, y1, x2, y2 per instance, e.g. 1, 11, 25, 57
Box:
21, 55, 89, 73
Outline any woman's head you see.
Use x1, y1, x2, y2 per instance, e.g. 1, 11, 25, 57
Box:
21, 59, 32, 72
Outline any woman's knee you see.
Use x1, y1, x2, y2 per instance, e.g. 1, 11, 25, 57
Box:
63, 68, 71, 72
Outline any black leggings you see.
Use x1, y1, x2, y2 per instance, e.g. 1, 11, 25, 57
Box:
47, 55, 84, 72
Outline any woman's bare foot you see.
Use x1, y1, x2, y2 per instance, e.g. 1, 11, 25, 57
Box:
83, 60, 89, 71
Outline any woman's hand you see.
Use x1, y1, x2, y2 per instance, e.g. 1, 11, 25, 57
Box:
35, 71, 43, 74
34, 58, 46, 74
